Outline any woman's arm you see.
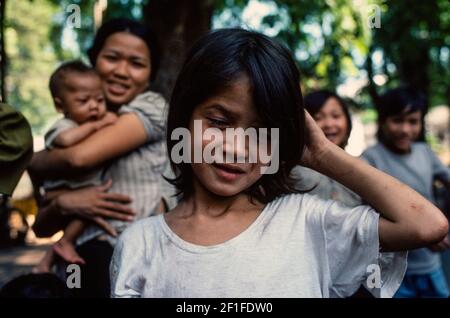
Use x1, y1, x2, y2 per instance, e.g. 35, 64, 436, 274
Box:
32, 198, 70, 238
29, 113, 147, 180
302, 111, 448, 252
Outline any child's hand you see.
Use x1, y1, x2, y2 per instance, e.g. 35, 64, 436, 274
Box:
96, 112, 118, 130
300, 110, 333, 169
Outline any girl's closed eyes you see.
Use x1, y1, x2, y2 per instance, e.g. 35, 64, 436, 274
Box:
206, 117, 229, 128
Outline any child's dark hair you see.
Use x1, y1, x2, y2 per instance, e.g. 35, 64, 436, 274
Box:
166, 28, 306, 204
304, 90, 352, 147
49, 60, 97, 99
376, 86, 428, 142
87, 18, 159, 82
0, 273, 72, 298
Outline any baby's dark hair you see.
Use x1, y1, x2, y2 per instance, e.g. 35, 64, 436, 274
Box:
304, 90, 352, 148
49, 60, 97, 99
166, 28, 306, 204
0, 273, 72, 298
376, 86, 428, 142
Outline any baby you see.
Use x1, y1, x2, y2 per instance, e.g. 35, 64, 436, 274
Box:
33, 60, 117, 273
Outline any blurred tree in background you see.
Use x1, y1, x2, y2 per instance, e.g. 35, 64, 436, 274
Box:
0, 0, 448, 134
3, 0, 61, 133
368, 0, 450, 107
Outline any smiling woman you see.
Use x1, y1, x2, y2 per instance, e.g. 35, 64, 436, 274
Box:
94, 32, 152, 108
87, 18, 159, 108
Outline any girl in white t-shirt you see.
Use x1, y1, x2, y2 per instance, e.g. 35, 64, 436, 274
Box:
110, 29, 448, 298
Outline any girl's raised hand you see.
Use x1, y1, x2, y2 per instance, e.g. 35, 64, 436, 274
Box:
300, 110, 333, 169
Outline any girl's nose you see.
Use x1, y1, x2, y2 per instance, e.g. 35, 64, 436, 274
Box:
223, 135, 248, 163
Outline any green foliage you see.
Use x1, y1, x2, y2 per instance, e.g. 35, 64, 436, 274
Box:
360, 108, 377, 125
212, 0, 449, 108
213, 0, 374, 103
371, 0, 449, 106
426, 131, 444, 154
47, 0, 145, 60
4, 0, 449, 134
5, 0, 61, 134
5, 0, 146, 134
47, 0, 96, 60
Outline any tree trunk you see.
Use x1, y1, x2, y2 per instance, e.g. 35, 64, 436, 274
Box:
0, 0, 6, 103
398, 45, 430, 98
364, 45, 380, 108
143, 0, 214, 100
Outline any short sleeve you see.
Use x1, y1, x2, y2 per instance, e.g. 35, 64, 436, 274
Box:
319, 199, 407, 298
110, 222, 147, 298
118, 91, 168, 143
44, 118, 77, 150
425, 144, 450, 182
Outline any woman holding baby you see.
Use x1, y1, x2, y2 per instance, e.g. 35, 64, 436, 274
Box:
29, 18, 175, 297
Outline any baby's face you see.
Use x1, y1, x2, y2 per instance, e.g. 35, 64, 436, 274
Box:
59, 73, 107, 124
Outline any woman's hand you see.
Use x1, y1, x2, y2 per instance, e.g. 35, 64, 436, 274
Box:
300, 110, 333, 169
54, 179, 135, 236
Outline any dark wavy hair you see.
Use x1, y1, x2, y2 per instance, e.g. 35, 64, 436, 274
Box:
376, 86, 428, 143
304, 90, 352, 148
87, 18, 159, 82
166, 28, 307, 204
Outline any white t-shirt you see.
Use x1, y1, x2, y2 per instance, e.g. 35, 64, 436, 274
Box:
291, 165, 362, 208
110, 193, 406, 298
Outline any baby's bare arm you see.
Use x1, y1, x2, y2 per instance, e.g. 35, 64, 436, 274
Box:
54, 112, 118, 148
53, 122, 100, 148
